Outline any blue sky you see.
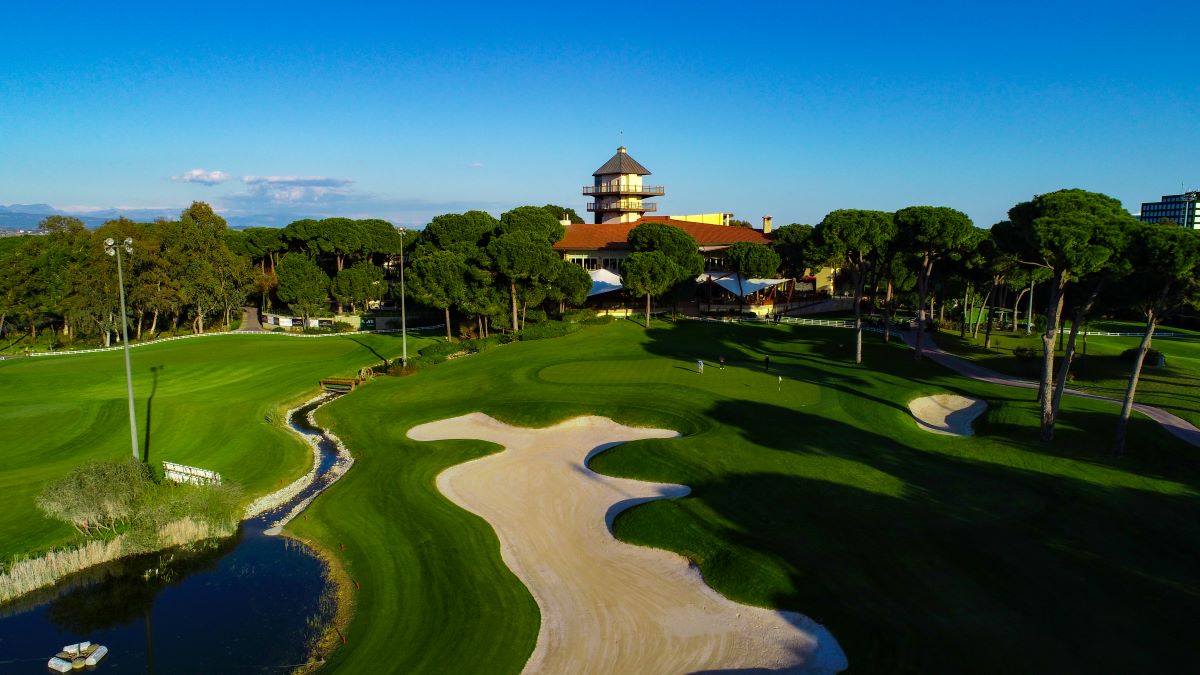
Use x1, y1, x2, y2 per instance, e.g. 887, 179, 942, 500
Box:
0, 1, 1195, 228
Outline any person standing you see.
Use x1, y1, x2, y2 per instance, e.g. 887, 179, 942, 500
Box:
718, 355, 725, 370
697, 359, 704, 374
764, 355, 770, 371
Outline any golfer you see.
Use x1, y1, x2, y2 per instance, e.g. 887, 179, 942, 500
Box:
697, 359, 704, 374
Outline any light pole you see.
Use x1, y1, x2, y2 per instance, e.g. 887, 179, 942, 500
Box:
399, 228, 407, 367
105, 237, 139, 461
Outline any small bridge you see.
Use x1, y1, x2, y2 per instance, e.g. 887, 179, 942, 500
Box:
320, 377, 360, 393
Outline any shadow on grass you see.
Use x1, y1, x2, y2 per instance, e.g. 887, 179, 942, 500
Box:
605, 321, 1200, 674
637, 400, 1200, 673
142, 365, 163, 463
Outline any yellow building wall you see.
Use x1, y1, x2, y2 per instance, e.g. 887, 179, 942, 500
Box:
669, 213, 731, 226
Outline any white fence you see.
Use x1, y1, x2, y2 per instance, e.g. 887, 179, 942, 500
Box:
5, 324, 445, 359
163, 461, 222, 486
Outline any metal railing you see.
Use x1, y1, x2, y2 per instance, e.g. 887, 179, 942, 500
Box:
582, 184, 665, 196
587, 202, 658, 212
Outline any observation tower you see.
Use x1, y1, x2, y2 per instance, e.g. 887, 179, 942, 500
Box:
583, 147, 665, 224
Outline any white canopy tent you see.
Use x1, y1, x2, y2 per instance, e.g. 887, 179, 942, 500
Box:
696, 272, 788, 298
588, 268, 624, 297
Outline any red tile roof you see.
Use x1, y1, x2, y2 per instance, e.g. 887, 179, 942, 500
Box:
554, 217, 771, 251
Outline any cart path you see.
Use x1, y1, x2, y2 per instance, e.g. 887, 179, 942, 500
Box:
239, 305, 266, 332
408, 414, 847, 675
904, 330, 1200, 448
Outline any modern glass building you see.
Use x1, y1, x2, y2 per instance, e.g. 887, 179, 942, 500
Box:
1138, 192, 1200, 230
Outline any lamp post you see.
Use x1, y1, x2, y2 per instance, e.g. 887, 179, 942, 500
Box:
105, 237, 139, 461
399, 228, 407, 366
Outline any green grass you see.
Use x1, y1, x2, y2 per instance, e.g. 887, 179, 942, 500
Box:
936, 321, 1200, 428
0, 332, 434, 561
292, 318, 1200, 674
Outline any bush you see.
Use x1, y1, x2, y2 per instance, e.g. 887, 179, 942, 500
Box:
419, 340, 469, 364
271, 326, 285, 333
1121, 347, 1164, 365
582, 314, 615, 325
563, 308, 598, 323
517, 320, 580, 341
1013, 346, 1038, 360
523, 308, 548, 324
332, 321, 357, 333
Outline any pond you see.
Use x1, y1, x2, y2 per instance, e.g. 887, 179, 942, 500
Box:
0, 396, 345, 673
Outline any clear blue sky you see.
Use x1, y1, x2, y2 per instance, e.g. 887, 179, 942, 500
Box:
1, 1, 1195, 228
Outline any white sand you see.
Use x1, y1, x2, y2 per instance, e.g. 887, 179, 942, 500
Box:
408, 413, 847, 675
908, 394, 987, 436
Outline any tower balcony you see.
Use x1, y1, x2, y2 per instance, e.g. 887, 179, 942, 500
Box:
587, 201, 658, 213
582, 184, 665, 197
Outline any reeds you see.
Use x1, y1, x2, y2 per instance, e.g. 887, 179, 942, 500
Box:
0, 537, 125, 603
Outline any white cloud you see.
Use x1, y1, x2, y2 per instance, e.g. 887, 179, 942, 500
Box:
468, 161, 484, 168
241, 175, 353, 188
222, 175, 355, 207
172, 169, 230, 185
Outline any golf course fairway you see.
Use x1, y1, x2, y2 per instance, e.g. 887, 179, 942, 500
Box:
290, 319, 1200, 674
0, 332, 432, 561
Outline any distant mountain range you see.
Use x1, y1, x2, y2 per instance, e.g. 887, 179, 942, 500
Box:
0, 204, 286, 230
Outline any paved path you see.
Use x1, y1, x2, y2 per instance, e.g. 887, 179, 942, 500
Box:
239, 305, 266, 332
903, 329, 1200, 448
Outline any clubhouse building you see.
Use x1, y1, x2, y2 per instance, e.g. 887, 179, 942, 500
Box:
553, 147, 834, 314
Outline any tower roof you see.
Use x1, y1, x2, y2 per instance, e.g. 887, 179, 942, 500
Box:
593, 146, 651, 176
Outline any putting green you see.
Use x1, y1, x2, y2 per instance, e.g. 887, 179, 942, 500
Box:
0, 332, 433, 561
292, 319, 1200, 673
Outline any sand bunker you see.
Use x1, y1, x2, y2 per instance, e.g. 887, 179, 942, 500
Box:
408, 413, 846, 675
909, 394, 987, 436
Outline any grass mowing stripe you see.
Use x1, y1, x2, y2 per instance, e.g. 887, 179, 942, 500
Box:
0, 332, 434, 561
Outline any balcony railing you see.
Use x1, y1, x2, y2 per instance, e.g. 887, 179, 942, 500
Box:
587, 202, 658, 213
582, 184, 665, 196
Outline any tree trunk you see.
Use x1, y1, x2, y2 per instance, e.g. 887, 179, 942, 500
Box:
510, 280, 519, 334
1113, 309, 1159, 453
136, 314, 143, 341
645, 293, 652, 329
883, 279, 893, 343
960, 286, 969, 338
914, 257, 931, 360
1038, 270, 1065, 441
521, 299, 527, 331
445, 307, 452, 341
149, 309, 159, 337
336, 254, 344, 272
984, 302, 995, 349
853, 270, 864, 364
1050, 286, 1101, 422
1012, 288, 1027, 332
972, 288, 992, 338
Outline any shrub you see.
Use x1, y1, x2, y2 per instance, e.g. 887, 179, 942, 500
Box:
517, 320, 580, 341
36, 460, 153, 536
582, 314, 615, 325
332, 321, 357, 333
271, 326, 285, 333
419, 341, 468, 364
1013, 346, 1038, 360
523, 308, 548, 324
562, 308, 598, 323
1121, 347, 1164, 365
